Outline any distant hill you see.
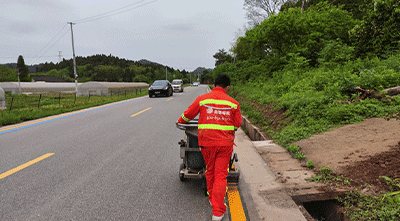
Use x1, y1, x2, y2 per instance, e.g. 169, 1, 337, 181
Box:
137, 59, 163, 67
2, 56, 214, 84
3, 59, 212, 75
191, 67, 213, 76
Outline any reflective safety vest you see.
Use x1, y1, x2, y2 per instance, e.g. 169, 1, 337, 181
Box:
178, 87, 242, 146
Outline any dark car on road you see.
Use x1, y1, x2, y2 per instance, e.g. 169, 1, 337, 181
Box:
148, 80, 173, 97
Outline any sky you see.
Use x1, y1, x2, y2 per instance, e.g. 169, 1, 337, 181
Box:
0, 0, 248, 71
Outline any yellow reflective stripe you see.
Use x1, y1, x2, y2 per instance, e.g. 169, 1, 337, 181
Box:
181, 113, 191, 122
199, 99, 237, 109
198, 124, 235, 130
234, 126, 239, 130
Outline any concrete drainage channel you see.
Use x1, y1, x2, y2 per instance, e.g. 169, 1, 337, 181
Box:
241, 116, 349, 221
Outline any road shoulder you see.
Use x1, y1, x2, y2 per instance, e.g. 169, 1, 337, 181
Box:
234, 128, 307, 221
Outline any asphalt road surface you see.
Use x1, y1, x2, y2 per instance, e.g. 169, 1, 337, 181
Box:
0, 85, 228, 220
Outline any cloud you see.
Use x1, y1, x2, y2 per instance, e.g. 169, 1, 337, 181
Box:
8, 22, 36, 34
166, 24, 193, 31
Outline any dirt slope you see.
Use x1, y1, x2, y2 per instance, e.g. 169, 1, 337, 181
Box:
293, 117, 400, 194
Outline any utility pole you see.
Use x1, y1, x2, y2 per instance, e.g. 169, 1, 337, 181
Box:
17, 68, 21, 94
58, 51, 63, 63
68, 22, 78, 96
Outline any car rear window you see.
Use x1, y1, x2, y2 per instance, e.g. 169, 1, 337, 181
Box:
152, 81, 167, 86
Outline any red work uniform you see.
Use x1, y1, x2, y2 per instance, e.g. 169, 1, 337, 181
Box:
177, 87, 242, 217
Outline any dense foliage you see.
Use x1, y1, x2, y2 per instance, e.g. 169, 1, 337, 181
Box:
212, 0, 400, 146
233, 3, 357, 67
350, 0, 400, 57
224, 3, 400, 217
0, 65, 18, 82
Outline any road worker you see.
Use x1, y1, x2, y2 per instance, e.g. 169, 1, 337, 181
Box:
176, 74, 242, 221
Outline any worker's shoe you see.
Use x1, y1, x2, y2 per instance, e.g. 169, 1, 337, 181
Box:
211, 214, 224, 221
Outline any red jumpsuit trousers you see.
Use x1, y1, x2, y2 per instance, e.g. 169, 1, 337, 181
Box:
201, 145, 233, 217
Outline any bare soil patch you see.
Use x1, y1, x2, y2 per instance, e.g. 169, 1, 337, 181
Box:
293, 118, 400, 194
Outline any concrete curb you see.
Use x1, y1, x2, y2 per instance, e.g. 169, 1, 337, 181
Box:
234, 128, 307, 221
237, 114, 351, 221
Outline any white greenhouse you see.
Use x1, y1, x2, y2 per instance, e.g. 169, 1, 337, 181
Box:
0, 82, 81, 94
0, 81, 148, 96
77, 82, 149, 96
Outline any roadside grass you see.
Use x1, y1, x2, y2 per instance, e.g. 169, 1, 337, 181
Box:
308, 167, 400, 220
339, 190, 400, 221
1, 90, 148, 127
222, 53, 400, 220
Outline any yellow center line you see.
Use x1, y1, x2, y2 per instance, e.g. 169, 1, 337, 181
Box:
130, 107, 152, 117
227, 185, 247, 221
166, 98, 173, 101
0, 153, 55, 180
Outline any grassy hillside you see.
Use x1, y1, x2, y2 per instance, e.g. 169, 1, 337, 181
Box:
223, 53, 400, 147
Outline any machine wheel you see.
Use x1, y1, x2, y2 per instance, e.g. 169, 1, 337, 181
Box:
179, 163, 186, 182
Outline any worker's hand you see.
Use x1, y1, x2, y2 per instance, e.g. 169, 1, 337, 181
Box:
175, 120, 179, 126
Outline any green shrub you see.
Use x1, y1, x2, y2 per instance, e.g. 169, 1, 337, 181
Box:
306, 161, 315, 169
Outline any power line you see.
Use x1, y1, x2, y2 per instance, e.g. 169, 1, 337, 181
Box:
27, 24, 69, 64
73, 0, 147, 23
73, 0, 160, 24
0, 55, 60, 59
30, 28, 70, 64
9, 0, 161, 65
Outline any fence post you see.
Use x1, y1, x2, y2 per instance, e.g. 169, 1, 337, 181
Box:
9, 96, 14, 113
74, 92, 77, 104
38, 94, 42, 108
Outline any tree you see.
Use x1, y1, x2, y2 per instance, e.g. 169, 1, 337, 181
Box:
213, 49, 234, 66
350, 0, 400, 58
0, 65, 18, 82
17, 55, 29, 81
200, 69, 214, 84
280, 0, 369, 19
234, 3, 357, 66
243, 0, 288, 25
